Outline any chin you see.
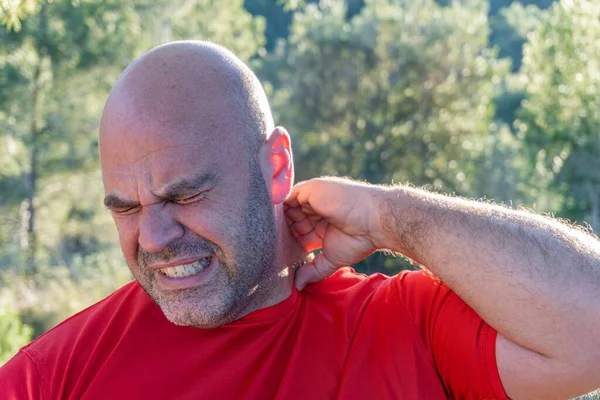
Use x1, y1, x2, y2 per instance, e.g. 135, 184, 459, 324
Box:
162, 308, 223, 329
158, 297, 234, 329
166, 315, 225, 329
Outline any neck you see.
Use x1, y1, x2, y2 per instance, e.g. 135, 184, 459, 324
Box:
255, 205, 308, 309
225, 205, 307, 325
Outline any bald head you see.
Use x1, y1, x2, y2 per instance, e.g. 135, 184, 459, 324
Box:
100, 41, 274, 157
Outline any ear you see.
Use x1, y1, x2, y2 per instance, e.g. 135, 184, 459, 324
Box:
259, 126, 294, 204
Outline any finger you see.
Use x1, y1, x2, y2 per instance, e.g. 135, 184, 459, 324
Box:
290, 218, 314, 235
285, 206, 308, 222
294, 231, 323, 252
307, 214, 322, 223
314, 218, 328, 238
284, 195, 300, 208
295, 252, 343, 291
286, 180, 317, 209
284, 180, 309, 207
300, 203, 315, 214
285, 216, 294, 227
286, 217, 302, 239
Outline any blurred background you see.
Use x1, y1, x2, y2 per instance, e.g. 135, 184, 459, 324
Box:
0, 0, 598, 387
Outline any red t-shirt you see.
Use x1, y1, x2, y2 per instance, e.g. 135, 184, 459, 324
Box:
0, 268, 508, 399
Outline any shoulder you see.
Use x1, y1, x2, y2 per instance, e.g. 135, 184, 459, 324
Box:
301, 268, 446, 349
304, 266, 437, 302
301, 267, 392, 325
0, 350, 46, 399
10, 281, 167, 398
304, 266, 390, 299
303, 267, 447, 330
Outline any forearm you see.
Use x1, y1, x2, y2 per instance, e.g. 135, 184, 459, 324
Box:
374, 186, 600, 362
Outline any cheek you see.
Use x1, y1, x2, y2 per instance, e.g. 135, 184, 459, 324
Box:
113, 215, 140, 265
175, 201, 242, 248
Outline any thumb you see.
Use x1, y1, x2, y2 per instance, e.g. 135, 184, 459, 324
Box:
295, 252, 345, 291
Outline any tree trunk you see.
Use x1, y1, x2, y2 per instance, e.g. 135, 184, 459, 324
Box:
23, 3, 47, 275
24, 58, 41, 274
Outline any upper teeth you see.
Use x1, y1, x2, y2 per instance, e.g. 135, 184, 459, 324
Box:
159, 257, 211, 278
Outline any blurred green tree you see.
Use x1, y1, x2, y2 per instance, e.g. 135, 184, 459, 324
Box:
490, 2, 547, 73
0, 298, 33, 365
0, 0, 266, 346
0, 0, 147, 274
146, 0, 266, 59
0, 0, 593, 351
244, 0, 294, 50
262, 0, 509, 273
490, 3, 546, 139
518, 0, 600, 232
488, 1, 553, 129
0, 0, 266, 276
488, 0, 555, 16
0, 0, 40, 32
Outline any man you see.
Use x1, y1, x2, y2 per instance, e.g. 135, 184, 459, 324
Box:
1, 40, 599, 399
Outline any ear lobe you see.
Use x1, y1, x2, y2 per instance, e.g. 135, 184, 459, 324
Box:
264, 127, 294, 204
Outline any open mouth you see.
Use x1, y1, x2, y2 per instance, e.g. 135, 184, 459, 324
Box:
158, 256, 212, 279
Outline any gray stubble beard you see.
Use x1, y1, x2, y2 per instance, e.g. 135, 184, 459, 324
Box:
131, 162, 278, 328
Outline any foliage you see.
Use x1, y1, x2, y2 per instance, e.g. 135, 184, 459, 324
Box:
0, 248, 132, 337
0, 0, 39, 32
268, 0, 507, 188
145, 0, 266, 59
488, 0, 555, 16
262, 0, 513, 273
245, 0, 294, 50
0, 0, 599, 358
0, 297, 33, 365
0, 0, 153, 276
490, 2, 546, 72
518, 0, 600, 231
0, 0, 266, 350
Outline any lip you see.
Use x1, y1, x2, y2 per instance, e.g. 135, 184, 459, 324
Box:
148, 255, 212, 271
154, 255, 218, 290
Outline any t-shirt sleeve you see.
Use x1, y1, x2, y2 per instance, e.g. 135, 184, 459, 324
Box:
393, 270, 509, 400
0, 350, 46, 400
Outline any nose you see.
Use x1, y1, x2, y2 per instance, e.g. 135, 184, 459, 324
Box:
138, 204, 184, 253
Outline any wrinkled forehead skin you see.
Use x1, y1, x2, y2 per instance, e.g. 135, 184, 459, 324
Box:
99, 41, 271, 187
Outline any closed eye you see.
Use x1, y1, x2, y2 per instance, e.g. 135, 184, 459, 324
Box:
174, 192, 206, 205
109, 206, 141, 216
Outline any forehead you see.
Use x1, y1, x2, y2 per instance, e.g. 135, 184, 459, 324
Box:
99, 93, 247, 193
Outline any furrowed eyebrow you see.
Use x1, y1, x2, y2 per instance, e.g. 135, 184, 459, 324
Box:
103, 194, 139, 210
103, 172, 219, 210
157, 172, 220, 200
